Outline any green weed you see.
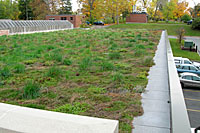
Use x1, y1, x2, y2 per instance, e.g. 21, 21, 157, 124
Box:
54, 102, 91, 114
47, 66, 62, 78
88, 87, 107, 94
63, 58, 72, 65
0, 67, 11, 79
109, 52, 121, 59
22, 81, 40, 99
100, 61, 115, 71
113, 72, 124, 83
105, 101, 126, 111
79, 57, 92, 71
14, 64, 25, 73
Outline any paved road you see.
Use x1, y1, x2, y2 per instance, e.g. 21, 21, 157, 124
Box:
183, 88, 200, 128
168, 35, 200, 55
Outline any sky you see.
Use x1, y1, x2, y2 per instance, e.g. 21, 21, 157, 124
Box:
71, 0, 199, 12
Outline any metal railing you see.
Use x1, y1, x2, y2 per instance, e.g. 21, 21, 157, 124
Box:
0, 20, 73, 34
165, 30, 191, 133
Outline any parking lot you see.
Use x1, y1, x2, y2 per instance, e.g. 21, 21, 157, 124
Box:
183, 88, 200, 128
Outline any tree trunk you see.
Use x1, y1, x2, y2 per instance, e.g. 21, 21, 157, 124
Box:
116, 6, 119, 24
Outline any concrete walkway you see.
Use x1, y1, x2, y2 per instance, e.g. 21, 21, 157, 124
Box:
132, 31, 171, 133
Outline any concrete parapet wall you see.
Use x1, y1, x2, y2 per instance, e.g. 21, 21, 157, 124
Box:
0, 30, 9, 36
165, 31, 191, 133
0, 103, 118, 133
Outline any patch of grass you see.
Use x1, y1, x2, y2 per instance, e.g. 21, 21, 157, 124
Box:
22, 81, 41, 99
113, 72, 124, 83
100, 61, 115, 71
109, 52, 121, 59
108, 23, 200, 36
105, 101, 126, 111
88, 87, 107, 94
0, 67, 11, 79
63, 58, 72, 65
170, 39, 200, 61
54, 102, 91, 114
0, 29, 161, 132
47, 66, 62, 78
79, 56, 92, 71
14, 64, 25, 73
91, 95, 111, 103
0, 89, 20, 100
120, 122, 132, 132
142, 57, 154, 67
134, 50, 144, 57
24, 104, 46, 109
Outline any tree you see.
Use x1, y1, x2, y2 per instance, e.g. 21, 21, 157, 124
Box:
18, 0, 34, 20
162, 0, 176, 21
181, 14, 191, 23
30, 0, 50, 19
173, 1, 188, 21
59, 0, 72, 14
0, 0, 20, 20
78, 0, 96, 23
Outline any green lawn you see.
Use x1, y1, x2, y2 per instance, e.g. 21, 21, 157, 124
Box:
170, 39, 200, 61
108, 23, 200, 36
0, 29, 161, 132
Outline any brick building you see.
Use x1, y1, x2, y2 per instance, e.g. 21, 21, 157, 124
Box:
46, 15, 82, 28
0, 30, 9, 36
126, 12, 147, 23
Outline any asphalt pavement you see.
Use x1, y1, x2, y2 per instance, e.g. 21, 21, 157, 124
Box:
183, 88, 200, 128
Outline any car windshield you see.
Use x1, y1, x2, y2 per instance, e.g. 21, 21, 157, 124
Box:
182, 66, 189, 70
190, 66, 197, 71
192, 76, 200, 81
182, 76, 192, 80
184, 60, 192, 64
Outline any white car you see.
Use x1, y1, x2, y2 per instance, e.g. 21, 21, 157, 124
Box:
174, 57, 200, 69
179, 72, 200, 88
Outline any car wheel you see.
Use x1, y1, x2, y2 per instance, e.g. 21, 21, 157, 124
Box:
181, 83, 184, 88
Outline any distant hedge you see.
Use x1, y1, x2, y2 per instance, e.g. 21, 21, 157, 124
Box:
192, 17, 200, 30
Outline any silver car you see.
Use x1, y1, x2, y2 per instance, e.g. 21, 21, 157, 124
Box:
180, 72, 200, 88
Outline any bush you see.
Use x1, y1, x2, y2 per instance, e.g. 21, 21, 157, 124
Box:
181, 14, 192, 23
23, 81, 40, 99
192, 17, 200, 30
14, 64, 25, 73
47, 66, 62, 78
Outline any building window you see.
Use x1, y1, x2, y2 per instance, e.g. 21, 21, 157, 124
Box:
61, 17, 67, 20
49, 18, 55, 20
70, 17, 73, 20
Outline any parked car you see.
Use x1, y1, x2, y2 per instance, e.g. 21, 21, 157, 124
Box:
180, 72, 200, 88
187, 20, 193, 25
86, 21, 90, 25
93, 21, 105, 25
176, 64, 200, 75
174, 57, 200, 69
